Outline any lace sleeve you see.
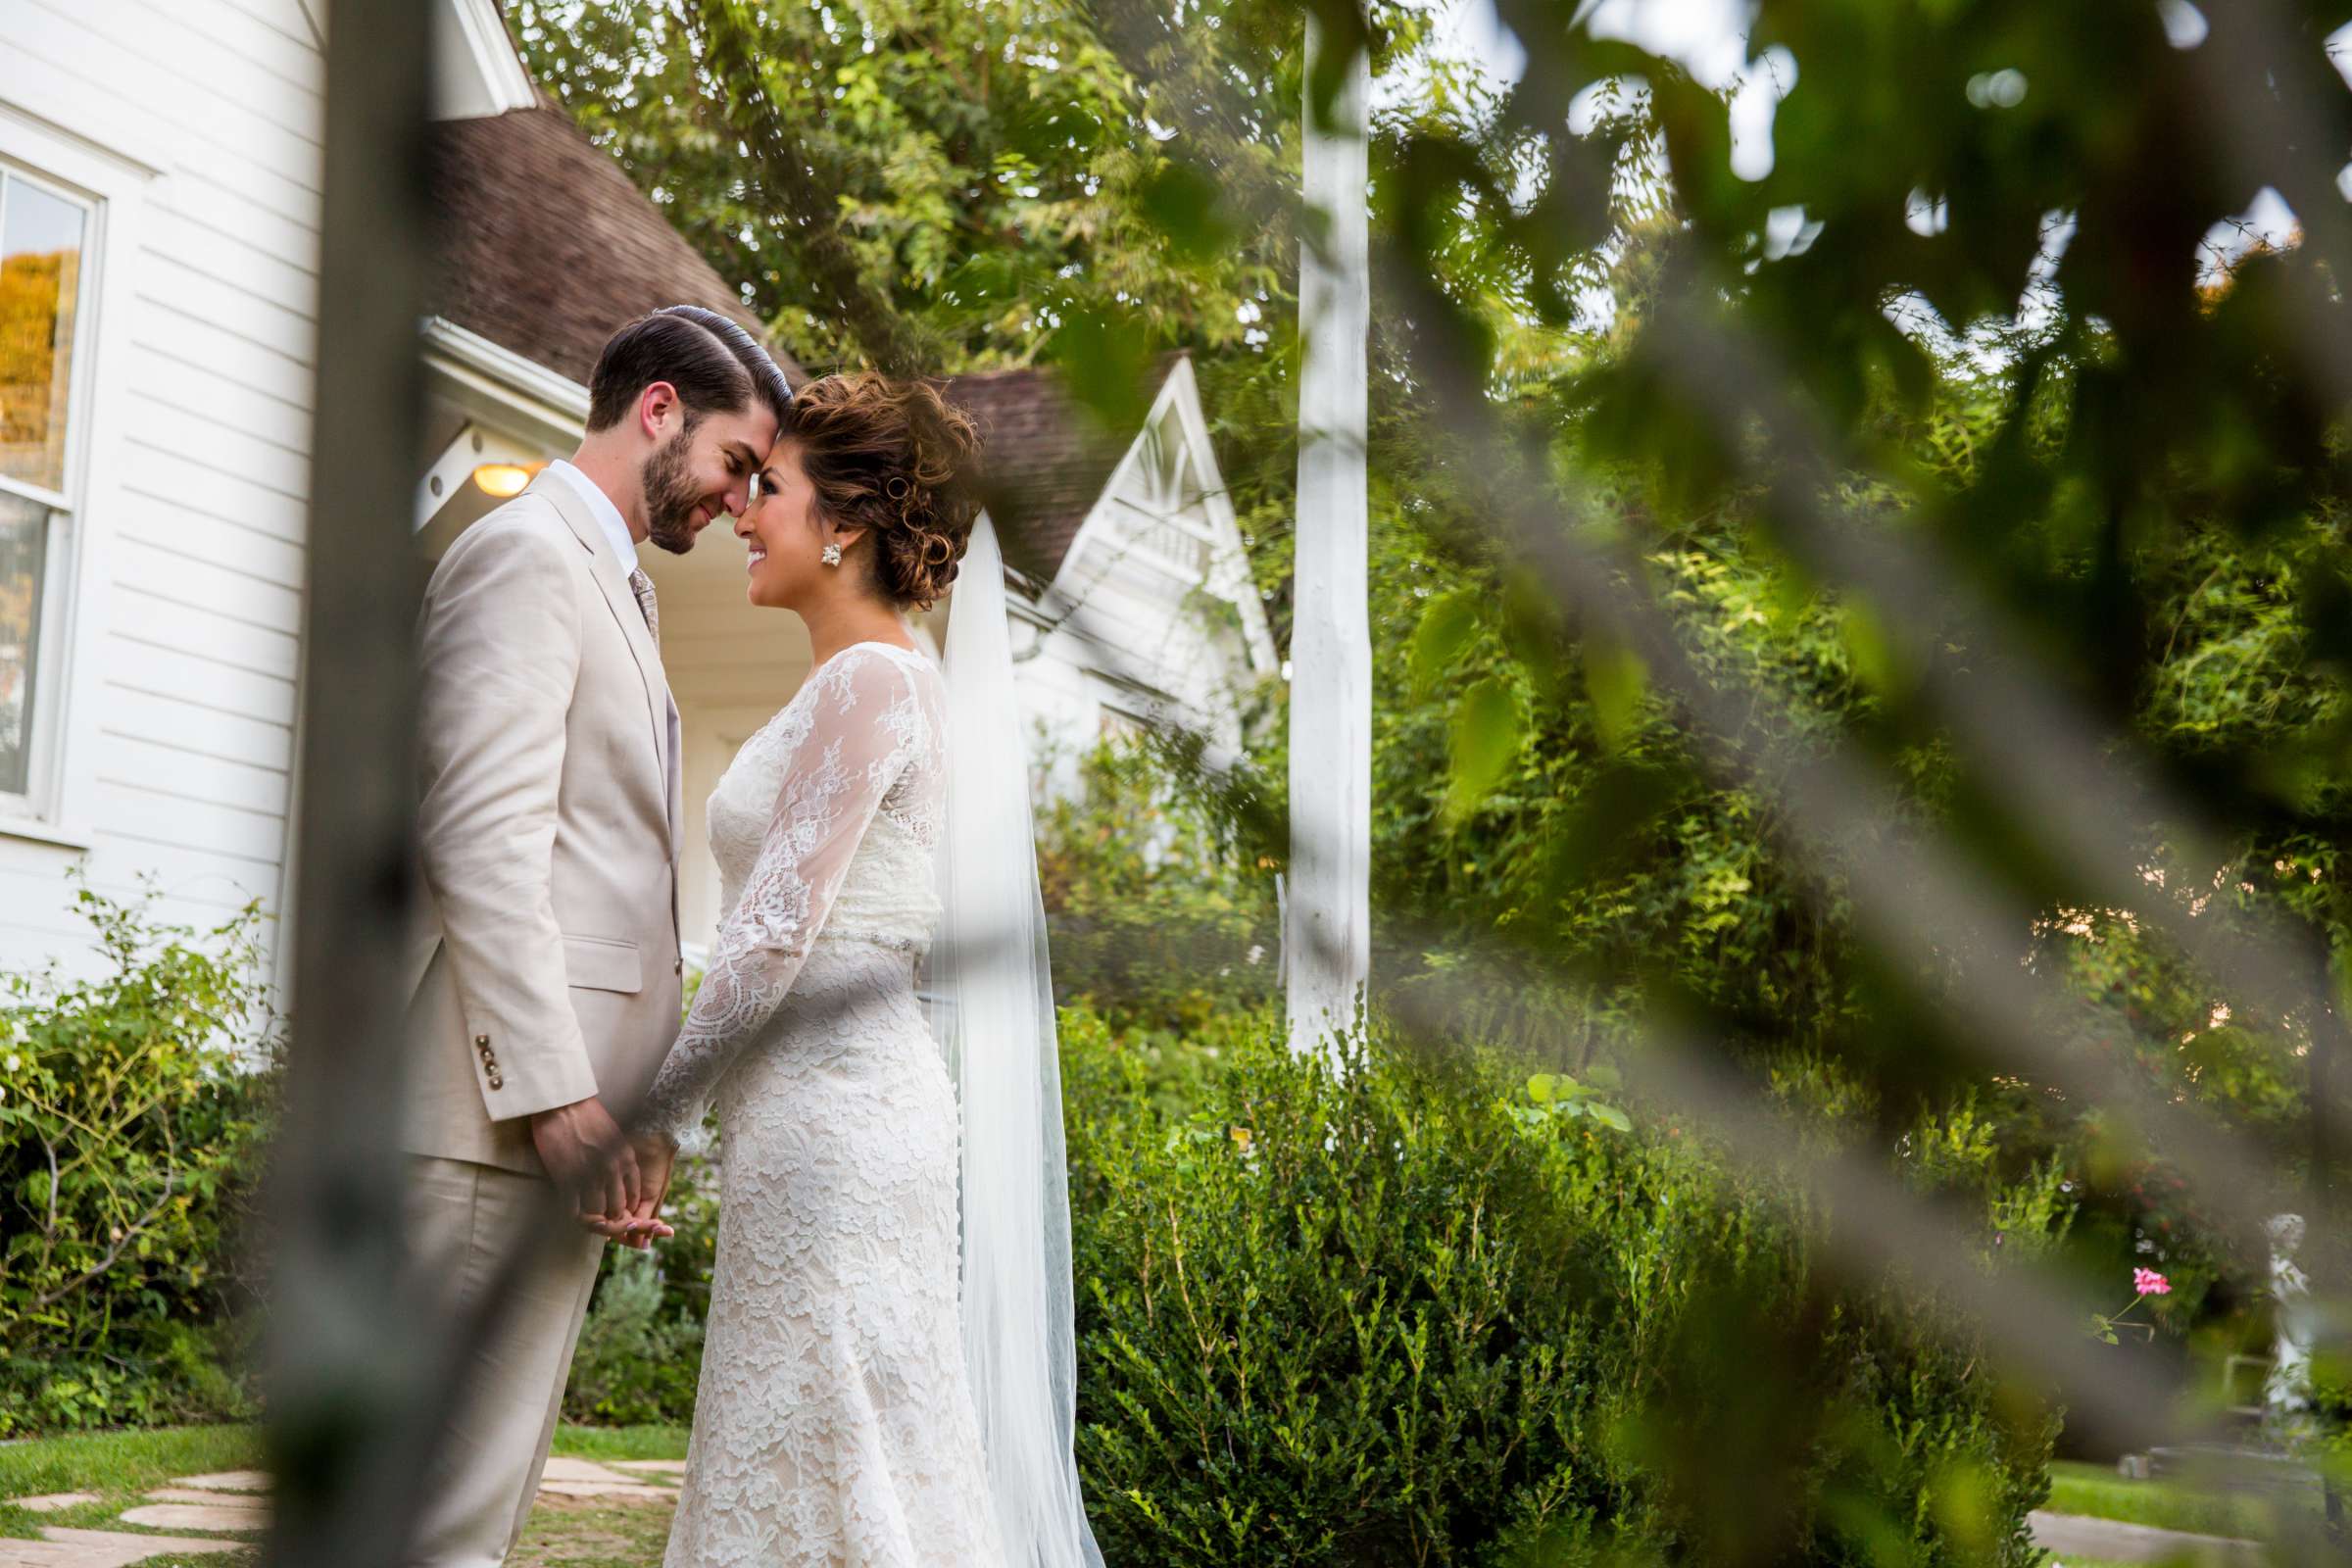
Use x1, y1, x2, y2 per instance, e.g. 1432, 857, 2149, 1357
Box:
637, 647, 923, 1144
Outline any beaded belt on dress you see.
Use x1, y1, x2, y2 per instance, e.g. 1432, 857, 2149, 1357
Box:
812, 928, 929, 954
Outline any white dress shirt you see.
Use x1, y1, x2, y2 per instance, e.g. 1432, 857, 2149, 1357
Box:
543, 459, 639, 590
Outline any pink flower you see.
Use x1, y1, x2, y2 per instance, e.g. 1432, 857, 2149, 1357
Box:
2133, 1267, 2172, 1298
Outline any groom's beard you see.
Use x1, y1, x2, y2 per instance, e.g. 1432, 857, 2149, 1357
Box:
641, 428, 704, 556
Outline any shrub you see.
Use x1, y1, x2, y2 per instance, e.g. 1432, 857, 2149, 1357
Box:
1036, 739, 1280, 1035
564, 1148, 720, 1426
564, 1247, 706, 1425
0, 878, 281, 1435
1063, 1012, 2061, 1567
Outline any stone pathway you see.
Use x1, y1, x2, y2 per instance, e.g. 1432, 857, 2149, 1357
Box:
2032, 1508, 2266, 1565
167, 1476, 269, 1496
2, 1528, 248, 1568
1, 1458, 681, 1567
533, 1456, 678, 1502
113, 1500, 269, 1536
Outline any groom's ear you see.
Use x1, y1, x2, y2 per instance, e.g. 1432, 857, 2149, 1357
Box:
638, 380, 683, 440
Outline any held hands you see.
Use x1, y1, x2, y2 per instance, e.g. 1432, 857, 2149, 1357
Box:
617, 1132, 678, 1250
529, 1096, 674, 1247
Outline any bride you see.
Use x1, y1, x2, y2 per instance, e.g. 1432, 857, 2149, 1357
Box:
610, 373, 1102, 1567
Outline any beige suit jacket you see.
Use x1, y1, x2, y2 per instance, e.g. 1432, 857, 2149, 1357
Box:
405, 473, 685, 1175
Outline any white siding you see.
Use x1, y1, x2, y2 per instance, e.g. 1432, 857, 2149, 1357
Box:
0, 0, 323, 979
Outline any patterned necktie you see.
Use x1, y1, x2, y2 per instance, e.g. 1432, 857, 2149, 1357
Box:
628, 565, 661, 650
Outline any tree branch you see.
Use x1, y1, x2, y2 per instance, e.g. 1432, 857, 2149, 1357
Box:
682, 0, 947, 376
34, 1170, 178, 1311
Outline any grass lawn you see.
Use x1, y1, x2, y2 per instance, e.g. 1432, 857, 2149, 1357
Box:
0, 1424, 265, 1566
0, 1424, 258, 1516
547, 1423, 688, 1463
0, 1422, 689, 1565
2046, 1457, 2334, 1552
508, 1497, 675, 1568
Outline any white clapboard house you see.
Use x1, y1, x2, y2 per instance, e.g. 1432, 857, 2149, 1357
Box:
0, 0, 1274, 983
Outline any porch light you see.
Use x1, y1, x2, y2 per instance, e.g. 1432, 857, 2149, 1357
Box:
472, 461, 545, 498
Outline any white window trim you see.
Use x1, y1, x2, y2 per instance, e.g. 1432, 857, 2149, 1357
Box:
0, 113, 155, 852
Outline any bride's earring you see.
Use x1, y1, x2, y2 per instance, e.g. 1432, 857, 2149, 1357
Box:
820, 542, 843, 566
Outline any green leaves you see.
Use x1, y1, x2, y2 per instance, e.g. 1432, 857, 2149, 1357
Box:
1048, 305, 1159, 438
1138, 160, 1238, 263
1524, 1072, 1633, 1132
1065, 1013, 2051, 1564
1446, 673, 1526, 826
1408, 587, 1533, 826
1, 875, 280, 1434
1409, 587, 1483, 698
1580, 637, 1647, 750
513, 0, 1298, 375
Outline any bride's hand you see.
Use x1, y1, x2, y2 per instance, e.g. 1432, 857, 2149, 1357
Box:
613, 1133, 678, 1250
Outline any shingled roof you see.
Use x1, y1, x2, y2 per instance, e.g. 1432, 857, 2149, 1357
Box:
944, 359, 1182, 584
425, 101, 803, 389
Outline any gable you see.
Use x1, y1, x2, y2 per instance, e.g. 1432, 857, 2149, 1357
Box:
944, 360, 1181, 584
432, 0, 537, 121
1012, 358, 1281, 692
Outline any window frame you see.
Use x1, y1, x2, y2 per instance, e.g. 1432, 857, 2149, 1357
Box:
0, 107, 154, 849
0, 163, 97, 818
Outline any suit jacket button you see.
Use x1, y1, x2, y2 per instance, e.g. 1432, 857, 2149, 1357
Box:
487, 1073, 505, 1090
673, 958, 683, 975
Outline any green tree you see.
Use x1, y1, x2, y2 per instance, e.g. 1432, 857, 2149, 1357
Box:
506, 0, 1289, 384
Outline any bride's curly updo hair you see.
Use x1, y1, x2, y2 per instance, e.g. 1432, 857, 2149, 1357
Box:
781, 372, 983, 611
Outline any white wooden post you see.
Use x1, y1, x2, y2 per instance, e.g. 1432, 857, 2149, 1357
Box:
1286, 9, 1372, 1059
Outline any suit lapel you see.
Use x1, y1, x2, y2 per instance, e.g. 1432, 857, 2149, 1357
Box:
527, 474, 672, 813
665, 694, 684, 862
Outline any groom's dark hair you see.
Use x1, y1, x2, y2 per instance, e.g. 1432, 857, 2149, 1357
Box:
586, 305, 792, 433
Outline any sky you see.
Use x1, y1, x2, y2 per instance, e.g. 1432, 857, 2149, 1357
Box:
1411, 0, 1753, 96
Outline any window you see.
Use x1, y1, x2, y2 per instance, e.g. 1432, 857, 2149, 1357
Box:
0, 167, 92, 806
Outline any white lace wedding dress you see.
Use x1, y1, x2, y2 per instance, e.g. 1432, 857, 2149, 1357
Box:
638, 640, 1006, 1567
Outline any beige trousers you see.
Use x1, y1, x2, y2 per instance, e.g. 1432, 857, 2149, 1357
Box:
401, 1155, 607, 1568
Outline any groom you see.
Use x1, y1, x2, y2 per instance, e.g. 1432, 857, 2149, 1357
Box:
403, 305, 789, 1567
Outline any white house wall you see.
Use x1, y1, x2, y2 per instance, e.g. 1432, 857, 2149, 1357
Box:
0, 0, 325, 979
0, 2, 524, 984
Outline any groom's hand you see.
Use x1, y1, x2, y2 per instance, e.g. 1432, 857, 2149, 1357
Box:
530, 1095, 638, 1233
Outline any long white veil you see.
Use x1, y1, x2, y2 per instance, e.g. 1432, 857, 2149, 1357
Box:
927, 514, 1104, 1568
